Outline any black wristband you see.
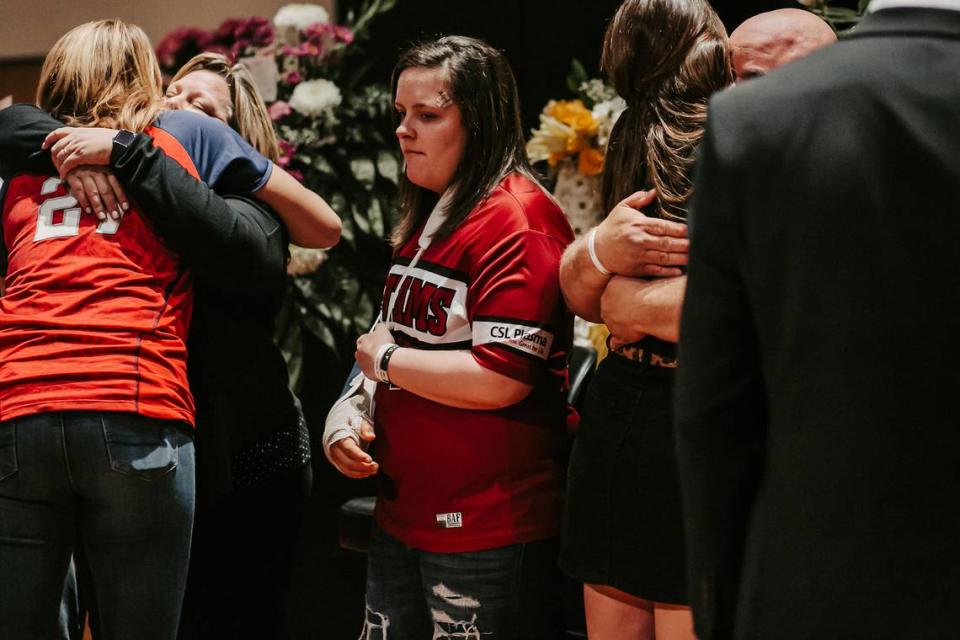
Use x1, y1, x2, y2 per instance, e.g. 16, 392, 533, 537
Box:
379, 344, 400, 383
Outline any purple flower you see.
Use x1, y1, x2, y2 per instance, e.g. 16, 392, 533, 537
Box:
277, 140, 299, 172
235, 16, 274, 48
213, 18, 242, 44
252, 23, 275, 47
332, 25, 354, 44
269, 101, 294, 122
284, 70, 303, 85
155, 27, 214, 73
213, 16, 275, 60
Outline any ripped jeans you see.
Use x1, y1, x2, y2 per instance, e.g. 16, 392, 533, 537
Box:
361, 523, 562, 640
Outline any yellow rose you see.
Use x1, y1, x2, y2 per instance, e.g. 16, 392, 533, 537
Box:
544, 100, 571, 121
549, 100, 591, 126
570, 111, 599, 136
578, 147, 605, 177
566, 135, 587, 153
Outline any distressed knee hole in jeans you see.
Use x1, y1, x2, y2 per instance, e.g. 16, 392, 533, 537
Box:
430, 583, 487, 639
359, 605, 390, 640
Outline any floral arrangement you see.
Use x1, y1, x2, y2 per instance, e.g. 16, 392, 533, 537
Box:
157, 1, 401, 383
526, 63, 625, 351
526, 61, 625, 179
527, 62, 625, 238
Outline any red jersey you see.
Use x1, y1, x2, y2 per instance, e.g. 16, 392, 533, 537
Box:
0, 128, 198, 424
373, 173, 575, 552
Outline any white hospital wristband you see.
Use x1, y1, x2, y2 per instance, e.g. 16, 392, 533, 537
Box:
587, 227, 612, 276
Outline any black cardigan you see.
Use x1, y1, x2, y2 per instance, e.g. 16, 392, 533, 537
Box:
0, 104, 309, 506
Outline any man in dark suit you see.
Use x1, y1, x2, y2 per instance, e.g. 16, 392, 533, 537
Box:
675, 2, 960, 639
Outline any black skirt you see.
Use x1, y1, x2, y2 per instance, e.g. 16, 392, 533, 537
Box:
560, 349, 687, 605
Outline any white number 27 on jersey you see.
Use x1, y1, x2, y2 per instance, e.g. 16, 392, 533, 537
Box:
35, 177, 120, 242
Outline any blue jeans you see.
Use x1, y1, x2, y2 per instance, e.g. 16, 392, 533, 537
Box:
362, 523, 562, 640
0, 411, 195, 640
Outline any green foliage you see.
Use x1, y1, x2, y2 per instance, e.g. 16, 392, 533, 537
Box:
801, 0, 869, 33
566, 59, 589, 97
271, 0, 400, 377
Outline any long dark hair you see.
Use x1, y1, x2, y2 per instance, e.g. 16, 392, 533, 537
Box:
601, 0, 732, 221
390, 36, 537, 247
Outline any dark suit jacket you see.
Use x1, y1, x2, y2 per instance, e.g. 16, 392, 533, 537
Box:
676, 8, 960, 639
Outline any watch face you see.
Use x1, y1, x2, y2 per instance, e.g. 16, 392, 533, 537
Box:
114, 130, 137, 148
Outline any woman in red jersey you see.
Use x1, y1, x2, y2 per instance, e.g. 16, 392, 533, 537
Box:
330, 36, 574, 640
0, 21, 200, 640
0, 45, 341, 638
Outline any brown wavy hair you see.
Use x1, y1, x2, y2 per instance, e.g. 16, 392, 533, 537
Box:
37, 20, 164, 132
390, 36, 538, 248
601, 0, 732, 221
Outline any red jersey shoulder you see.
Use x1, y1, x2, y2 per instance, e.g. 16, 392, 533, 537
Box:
464, 173, 573, 247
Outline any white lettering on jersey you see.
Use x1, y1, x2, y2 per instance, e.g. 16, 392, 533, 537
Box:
35, 178, 81, 241
34, 178, 122, 242
383, 263, 470, 345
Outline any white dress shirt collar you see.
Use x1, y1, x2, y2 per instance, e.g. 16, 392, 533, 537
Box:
869, 0, 960, 13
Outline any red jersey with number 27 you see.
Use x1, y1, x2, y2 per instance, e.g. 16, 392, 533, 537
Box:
0, 127, 197, 424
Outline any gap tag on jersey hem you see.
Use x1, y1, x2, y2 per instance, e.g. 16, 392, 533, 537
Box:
436, 512, 463, 528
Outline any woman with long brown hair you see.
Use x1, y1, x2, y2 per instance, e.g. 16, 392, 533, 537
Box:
332, 35, 574, 639
558, 1, 733, 638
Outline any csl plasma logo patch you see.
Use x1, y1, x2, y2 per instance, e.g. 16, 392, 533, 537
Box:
473, 320, 554, 360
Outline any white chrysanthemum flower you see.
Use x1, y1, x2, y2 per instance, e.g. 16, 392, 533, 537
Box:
290, 79, 342, 117
592, 97, 627, 149
526, 114, 574, 164
579, 79, 619, 105
274, 3, 330, 30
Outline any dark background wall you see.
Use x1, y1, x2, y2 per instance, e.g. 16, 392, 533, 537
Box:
342, 0, 802, 131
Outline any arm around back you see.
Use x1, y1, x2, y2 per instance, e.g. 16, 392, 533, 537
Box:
0, 104, 59, 178
254, 164, 341, 249
111, 133, 287, 295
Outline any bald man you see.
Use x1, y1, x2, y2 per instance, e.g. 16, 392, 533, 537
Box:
730, 8, 836, 80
